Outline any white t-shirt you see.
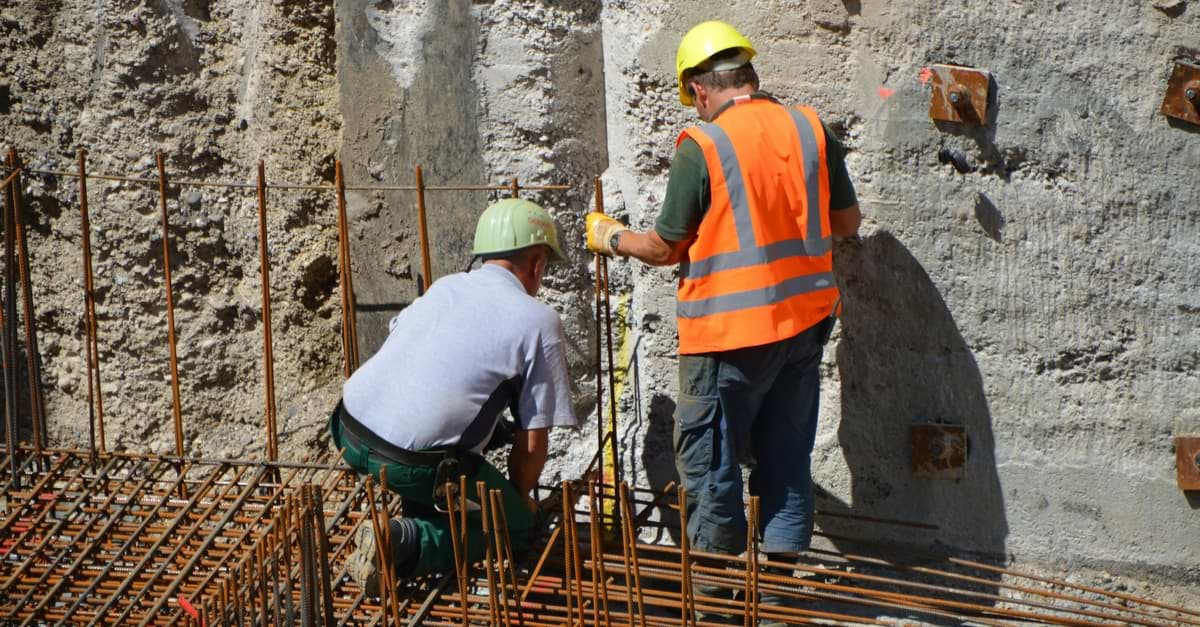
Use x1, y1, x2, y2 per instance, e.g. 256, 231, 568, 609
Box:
342, 263, 578, 455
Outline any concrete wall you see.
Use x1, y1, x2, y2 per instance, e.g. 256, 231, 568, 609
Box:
0, 0, 344, 459
600, 0, 1200, 583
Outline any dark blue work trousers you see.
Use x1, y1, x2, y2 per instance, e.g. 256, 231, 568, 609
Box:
674, 319, 829, 555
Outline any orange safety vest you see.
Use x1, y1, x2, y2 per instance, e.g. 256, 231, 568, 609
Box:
675, 95, 838, 354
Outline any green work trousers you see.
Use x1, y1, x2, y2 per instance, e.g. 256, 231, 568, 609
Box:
329, 409, 535, 577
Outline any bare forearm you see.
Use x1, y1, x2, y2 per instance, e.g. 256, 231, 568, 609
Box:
614, 230, 689, 266
508, 429, 548, 495
831, 204, 862, 240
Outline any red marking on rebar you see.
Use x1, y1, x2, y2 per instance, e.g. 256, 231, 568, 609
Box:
919, 67, 933, 85
178, 595, 201, 621
878, 87, 896, 99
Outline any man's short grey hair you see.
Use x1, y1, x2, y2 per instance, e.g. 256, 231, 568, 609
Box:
686, 48, 760, 96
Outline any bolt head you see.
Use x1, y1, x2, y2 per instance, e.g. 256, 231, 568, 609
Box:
949, 92, 963, 104
1186, 88, 1198, 103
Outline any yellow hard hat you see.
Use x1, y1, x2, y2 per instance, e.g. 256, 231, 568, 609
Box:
675, 21, 757, 106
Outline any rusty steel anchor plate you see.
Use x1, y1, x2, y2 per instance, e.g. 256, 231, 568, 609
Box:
912, 424, 966, 479
1176, 436, 1200, 491
1161, 62, 1200, 126
928, 64, 991, 125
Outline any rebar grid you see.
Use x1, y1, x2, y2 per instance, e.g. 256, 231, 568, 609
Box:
0, 447, 390, 625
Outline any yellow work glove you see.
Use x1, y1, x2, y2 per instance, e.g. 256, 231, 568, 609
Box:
585, 212, 628, 257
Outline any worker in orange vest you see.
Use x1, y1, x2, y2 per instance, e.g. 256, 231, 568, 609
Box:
587, 20, 862, 625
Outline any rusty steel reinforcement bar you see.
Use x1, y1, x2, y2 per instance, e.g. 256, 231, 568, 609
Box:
595, 176, 621, 492
7, 150, 46, 458
414, 164, 433, 292
334, 160, 360, 374
154, 152, 186, 458
16, 459, 167, 621
11, 165, 571, 193
256, 160, 280, 462
76, 148, 106, 458
2, 158, 21, 487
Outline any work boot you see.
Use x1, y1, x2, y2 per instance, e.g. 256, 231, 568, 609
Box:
347, 517, 420, 597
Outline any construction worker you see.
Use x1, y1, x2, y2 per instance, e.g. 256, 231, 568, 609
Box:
587, 21, 862, 624
333, 198, 579, 594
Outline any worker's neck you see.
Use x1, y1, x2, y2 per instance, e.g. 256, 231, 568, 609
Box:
703, 85, 757, 122
484, 259, 538, 296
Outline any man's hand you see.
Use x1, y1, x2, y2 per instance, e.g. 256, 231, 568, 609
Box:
585, 212, 628, 257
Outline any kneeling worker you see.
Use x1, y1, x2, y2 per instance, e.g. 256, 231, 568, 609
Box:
331, 198, 579, 593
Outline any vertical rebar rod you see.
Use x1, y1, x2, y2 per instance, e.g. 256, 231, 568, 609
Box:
270, 513, 284, 627
256, 161, 279, 462
595, 176, 621, 493
618, 484, 635, 627
593, 243, 605, 496
1, 162, 20, 487
477, 480, 501, 626
563, 481, 586, 618
155, 152, 185, 457
749, 496, 760, 626
364, 478, 396, 627
678, 486, 693, 626
560, 481, 576, 625
494, 490, 525, 627
232, 561, 244, 627
413, 165, 432, 293
587, 480, 613, 627
510, 177, 519, 199
8, 150, 45, 457
458, 474, 469, 626
488, 489, 515, 626
619, 482, 647, 626
444, 480, 468, 626
333, 161, 359, 374
257, 540, 270, 627
313, 485, 337, 627
300, 489, 316, 627
76, 148, 105, 458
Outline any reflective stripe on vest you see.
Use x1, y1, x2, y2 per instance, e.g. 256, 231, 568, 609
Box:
675, 98, 837, 353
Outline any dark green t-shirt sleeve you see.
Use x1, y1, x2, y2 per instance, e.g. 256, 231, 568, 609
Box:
823, 122, 858, 211
655, 119, 858, 242
654, 138, 709, 242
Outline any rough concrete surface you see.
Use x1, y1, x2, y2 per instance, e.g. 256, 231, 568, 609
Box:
2, 0, 1199, 606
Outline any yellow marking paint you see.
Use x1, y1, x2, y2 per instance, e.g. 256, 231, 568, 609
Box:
601, 293, 633, 523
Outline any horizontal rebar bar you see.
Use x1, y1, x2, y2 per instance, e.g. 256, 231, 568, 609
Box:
4, 166, 570, 193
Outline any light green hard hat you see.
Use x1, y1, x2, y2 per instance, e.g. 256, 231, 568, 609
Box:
472, 198, 568, 263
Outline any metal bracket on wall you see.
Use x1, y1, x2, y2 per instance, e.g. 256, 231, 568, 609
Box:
1160, 62, 1200, 126
928, 64, 991, 125
912, 423, 966, 479
1175, 436, 1200, 491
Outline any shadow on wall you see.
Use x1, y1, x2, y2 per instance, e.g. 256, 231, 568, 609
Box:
641, 392, 683, 545
819, 231, 1009, 614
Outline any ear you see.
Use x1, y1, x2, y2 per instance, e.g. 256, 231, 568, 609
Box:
688, 79, 705, 104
